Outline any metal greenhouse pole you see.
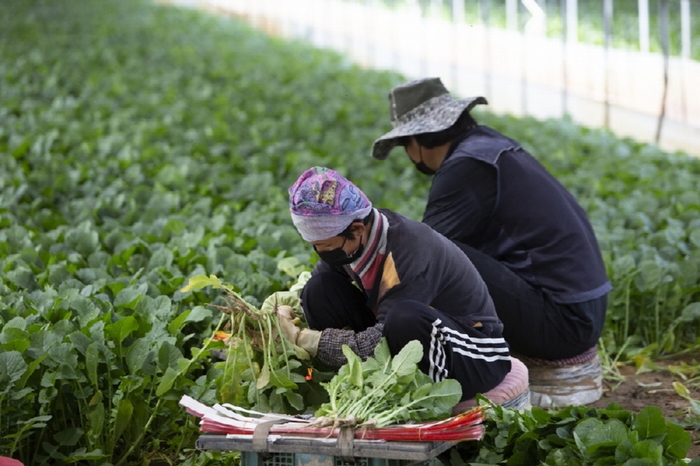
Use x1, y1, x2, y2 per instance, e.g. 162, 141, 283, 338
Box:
655, 0, 670, 144
681, 0, 691, 60
506, 0, 518, 31
603, 0, 613, 129
680, 0, 691, 123
561, 0, 569, 116
566, 0, 577, 43
451, 0, 465, 90
638, 0, 650, 53
480, 0, 492, 100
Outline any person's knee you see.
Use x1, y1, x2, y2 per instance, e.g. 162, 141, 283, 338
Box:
383, 300, 437, 342
301, 271, 358, 309
301, 271, 375, 331
384, 300, 424, 327
301, 271, 336, 297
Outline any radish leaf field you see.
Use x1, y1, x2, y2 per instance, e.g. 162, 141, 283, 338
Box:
1, 0, 699, 464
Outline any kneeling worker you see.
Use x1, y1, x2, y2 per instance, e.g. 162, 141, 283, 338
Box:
371, 77, 611, 362
278, 166, 511, 401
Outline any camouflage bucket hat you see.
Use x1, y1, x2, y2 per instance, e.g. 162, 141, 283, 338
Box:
371, 77, 487, 160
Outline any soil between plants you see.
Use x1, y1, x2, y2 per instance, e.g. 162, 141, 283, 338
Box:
586, 358, 700, 459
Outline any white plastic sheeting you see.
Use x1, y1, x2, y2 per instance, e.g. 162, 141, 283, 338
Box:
162, 0, 700, 156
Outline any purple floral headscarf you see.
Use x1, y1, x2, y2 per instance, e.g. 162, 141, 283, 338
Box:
289, 167, 372, 242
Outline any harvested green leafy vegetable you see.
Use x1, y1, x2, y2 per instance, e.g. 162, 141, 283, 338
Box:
312, 339, 462, 428
181, 273, 331, 414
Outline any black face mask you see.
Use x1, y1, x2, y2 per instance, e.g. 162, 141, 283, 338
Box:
408, 145, 436, 175
315, 237, 365, 266
413, 160, 436, 175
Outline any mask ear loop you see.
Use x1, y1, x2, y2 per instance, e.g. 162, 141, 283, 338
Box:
348, 224, 364, 257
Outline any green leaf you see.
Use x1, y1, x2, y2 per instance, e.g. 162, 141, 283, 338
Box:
86, 343, 99, 388
69, 297, 101, 328
66, 227, 100, 256
390, 340, 422, 377
412, 382, 433, 400
634, 260, 664, 292
156, 367, 178, 396
688, 228, 700, 248
0, 350, 27, 389
157, 340, 183, 371
341, 345, 363, 388
69, 331, 93, 355
269, 368, 298, 390
611, 255, 636, 278
125, 339, 151, 373
105, 316, 139, 343
113, 398, 134, 444
424, 379, 462, 412
167, 309, 191, 335
148, 247, 174, 269
661, 421, 691, 459
184, 305, 212, 323
180, 274, 224, 293
15, 354, 44, 391
114, 283, 148, 309
1, 338, 30, 353
283, 390, 304, 411
2, 316, 27, 331
623, 439, 663, 463
64, 448, 107, 462
632, 406, 666, 440
256, 362, 271, 389
54, 427, 83, 447
675, 302, 700, 324
574, 418, 628, 457
277, 256, 307, 278
88, 402, 105, 439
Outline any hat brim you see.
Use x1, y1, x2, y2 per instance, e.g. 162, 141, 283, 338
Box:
371, 96, 487, 160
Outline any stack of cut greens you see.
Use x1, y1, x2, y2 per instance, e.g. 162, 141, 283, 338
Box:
180, 394, 485, 442
180, 339, 485, 442
313, 339, 463, 428
182, 274, 469, 436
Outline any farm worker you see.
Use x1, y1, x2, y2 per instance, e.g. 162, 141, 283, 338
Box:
278, 166, 511, 401
371, 77, 611, 362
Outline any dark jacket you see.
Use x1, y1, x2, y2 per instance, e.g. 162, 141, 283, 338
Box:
316, 208, 502, 328
423, 125, 611, 304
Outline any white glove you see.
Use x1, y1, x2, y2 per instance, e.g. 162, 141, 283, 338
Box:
277, 305, 321, 357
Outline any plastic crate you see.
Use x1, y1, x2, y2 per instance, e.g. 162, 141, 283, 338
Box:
197, 434, 451, 466
241, 451, 437, 466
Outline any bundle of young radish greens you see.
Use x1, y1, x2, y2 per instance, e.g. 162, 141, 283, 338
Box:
312, 340, 462, 428
181, 273, 322, 414
180, 273, 484, 441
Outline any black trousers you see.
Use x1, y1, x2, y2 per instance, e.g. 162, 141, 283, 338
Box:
301, 271, 511, 401
454, 242, 608, 360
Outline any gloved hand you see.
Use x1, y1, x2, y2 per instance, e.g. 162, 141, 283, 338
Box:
277, 305, 321, 357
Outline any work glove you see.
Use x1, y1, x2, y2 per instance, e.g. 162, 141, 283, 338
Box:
277, 305, 321, 358
260, 291, 302, 316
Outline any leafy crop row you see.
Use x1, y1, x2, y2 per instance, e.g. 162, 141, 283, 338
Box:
0, 0, 401, 463
1, 0, 699, 464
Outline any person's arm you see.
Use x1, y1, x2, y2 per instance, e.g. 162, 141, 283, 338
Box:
316, 324, 384, 366
422, 157, 497, 243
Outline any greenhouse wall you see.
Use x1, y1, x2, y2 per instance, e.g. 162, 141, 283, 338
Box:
164, 0, 700, 157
